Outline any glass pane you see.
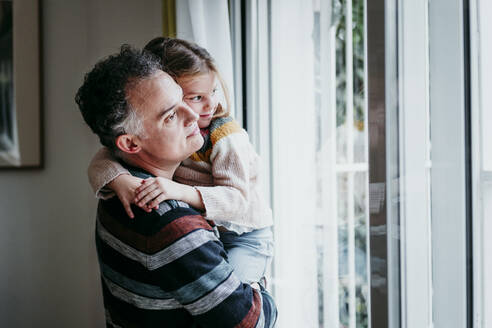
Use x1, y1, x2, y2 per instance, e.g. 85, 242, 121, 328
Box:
313, 0, 369, 327
335, 0, 347, 164
354, 171, 369, 327
337, 173, 349, 326
352, 0, 366, 164
270, 0, 369, 326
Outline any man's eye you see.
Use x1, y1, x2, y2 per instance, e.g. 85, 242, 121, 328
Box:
212, 88, 218, 94
166, 112, 177, 122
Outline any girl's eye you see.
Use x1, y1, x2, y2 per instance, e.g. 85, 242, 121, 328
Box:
188, 95, 202, 101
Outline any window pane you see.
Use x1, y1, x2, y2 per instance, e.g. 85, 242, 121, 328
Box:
269, 0, 369, 326
334, 0, 347, 165
313, 0, 369, 327
337, 173, 349, 326
352, 0, 366, 164
354, 171, 369, 328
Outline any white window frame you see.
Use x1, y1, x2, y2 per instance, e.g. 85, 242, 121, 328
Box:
400, 0, 471, 327
398, 0, 433, 327
428, 0, 470, 327
469, 0, 483, 320
470, 0, 492, 327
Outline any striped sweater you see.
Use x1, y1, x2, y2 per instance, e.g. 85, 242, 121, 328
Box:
88, 116, 273, 234
96, 166, 277, 327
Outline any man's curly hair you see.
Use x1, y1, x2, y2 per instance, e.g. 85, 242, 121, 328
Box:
75, 45, 161, 150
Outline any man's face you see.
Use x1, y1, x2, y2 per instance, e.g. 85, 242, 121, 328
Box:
127, 70, 203, 167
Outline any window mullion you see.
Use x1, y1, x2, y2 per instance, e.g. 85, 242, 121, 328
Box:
320, 1, 340, 327
345, 0, 357, 327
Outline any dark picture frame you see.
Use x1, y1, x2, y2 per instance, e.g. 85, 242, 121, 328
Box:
0, 0, 42, 168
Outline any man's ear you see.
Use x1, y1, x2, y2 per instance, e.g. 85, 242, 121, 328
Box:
115, 134, 141, 154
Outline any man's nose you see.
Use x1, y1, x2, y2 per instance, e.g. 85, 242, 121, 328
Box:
181, 102, 199, 125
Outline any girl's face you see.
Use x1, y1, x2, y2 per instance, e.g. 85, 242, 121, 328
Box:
177, 72, 219, 129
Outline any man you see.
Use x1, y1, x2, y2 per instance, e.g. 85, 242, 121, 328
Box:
75, 45, 277, 327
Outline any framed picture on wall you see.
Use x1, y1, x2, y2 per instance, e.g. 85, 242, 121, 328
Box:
0, 0, 42, 168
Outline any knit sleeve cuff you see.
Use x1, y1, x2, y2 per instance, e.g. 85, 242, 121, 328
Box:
88, 147, 130, 199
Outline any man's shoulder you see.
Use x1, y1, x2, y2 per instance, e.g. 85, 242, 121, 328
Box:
97, 198, 215, 254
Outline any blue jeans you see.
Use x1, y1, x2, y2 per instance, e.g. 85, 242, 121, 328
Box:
219, 227, 274, 284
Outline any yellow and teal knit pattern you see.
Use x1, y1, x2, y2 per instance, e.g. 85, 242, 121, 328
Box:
190, 116, 242, 163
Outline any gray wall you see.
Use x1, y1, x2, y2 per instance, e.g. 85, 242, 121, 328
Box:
0, 1, 162, 326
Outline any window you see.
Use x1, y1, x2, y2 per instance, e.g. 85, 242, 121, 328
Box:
227, 0, 473, 327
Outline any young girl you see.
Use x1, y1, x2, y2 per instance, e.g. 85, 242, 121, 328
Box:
88, 37, 274, 285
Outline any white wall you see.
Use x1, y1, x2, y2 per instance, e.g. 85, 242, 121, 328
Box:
0, 1, 162, 326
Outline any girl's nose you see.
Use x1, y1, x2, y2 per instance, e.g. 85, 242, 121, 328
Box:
203, 96, 212, 110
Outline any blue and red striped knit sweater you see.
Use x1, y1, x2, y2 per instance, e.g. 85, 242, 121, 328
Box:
95, 167, 277, 327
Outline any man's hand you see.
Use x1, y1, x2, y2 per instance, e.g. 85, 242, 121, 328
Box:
107, 173, 145, 219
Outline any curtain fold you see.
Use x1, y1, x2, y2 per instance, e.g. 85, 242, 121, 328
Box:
270, 0, 320, 326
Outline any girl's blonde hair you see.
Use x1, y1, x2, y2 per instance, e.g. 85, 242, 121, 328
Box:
144, 37, 231, 118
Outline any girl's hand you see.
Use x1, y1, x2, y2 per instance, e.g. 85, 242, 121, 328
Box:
135, 177, 181, 209
250, 282, 261, 290
107, 174, 145, 219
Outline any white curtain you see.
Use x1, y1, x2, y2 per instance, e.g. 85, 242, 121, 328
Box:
175, 0, 235, 117
270, 0, 320, 327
